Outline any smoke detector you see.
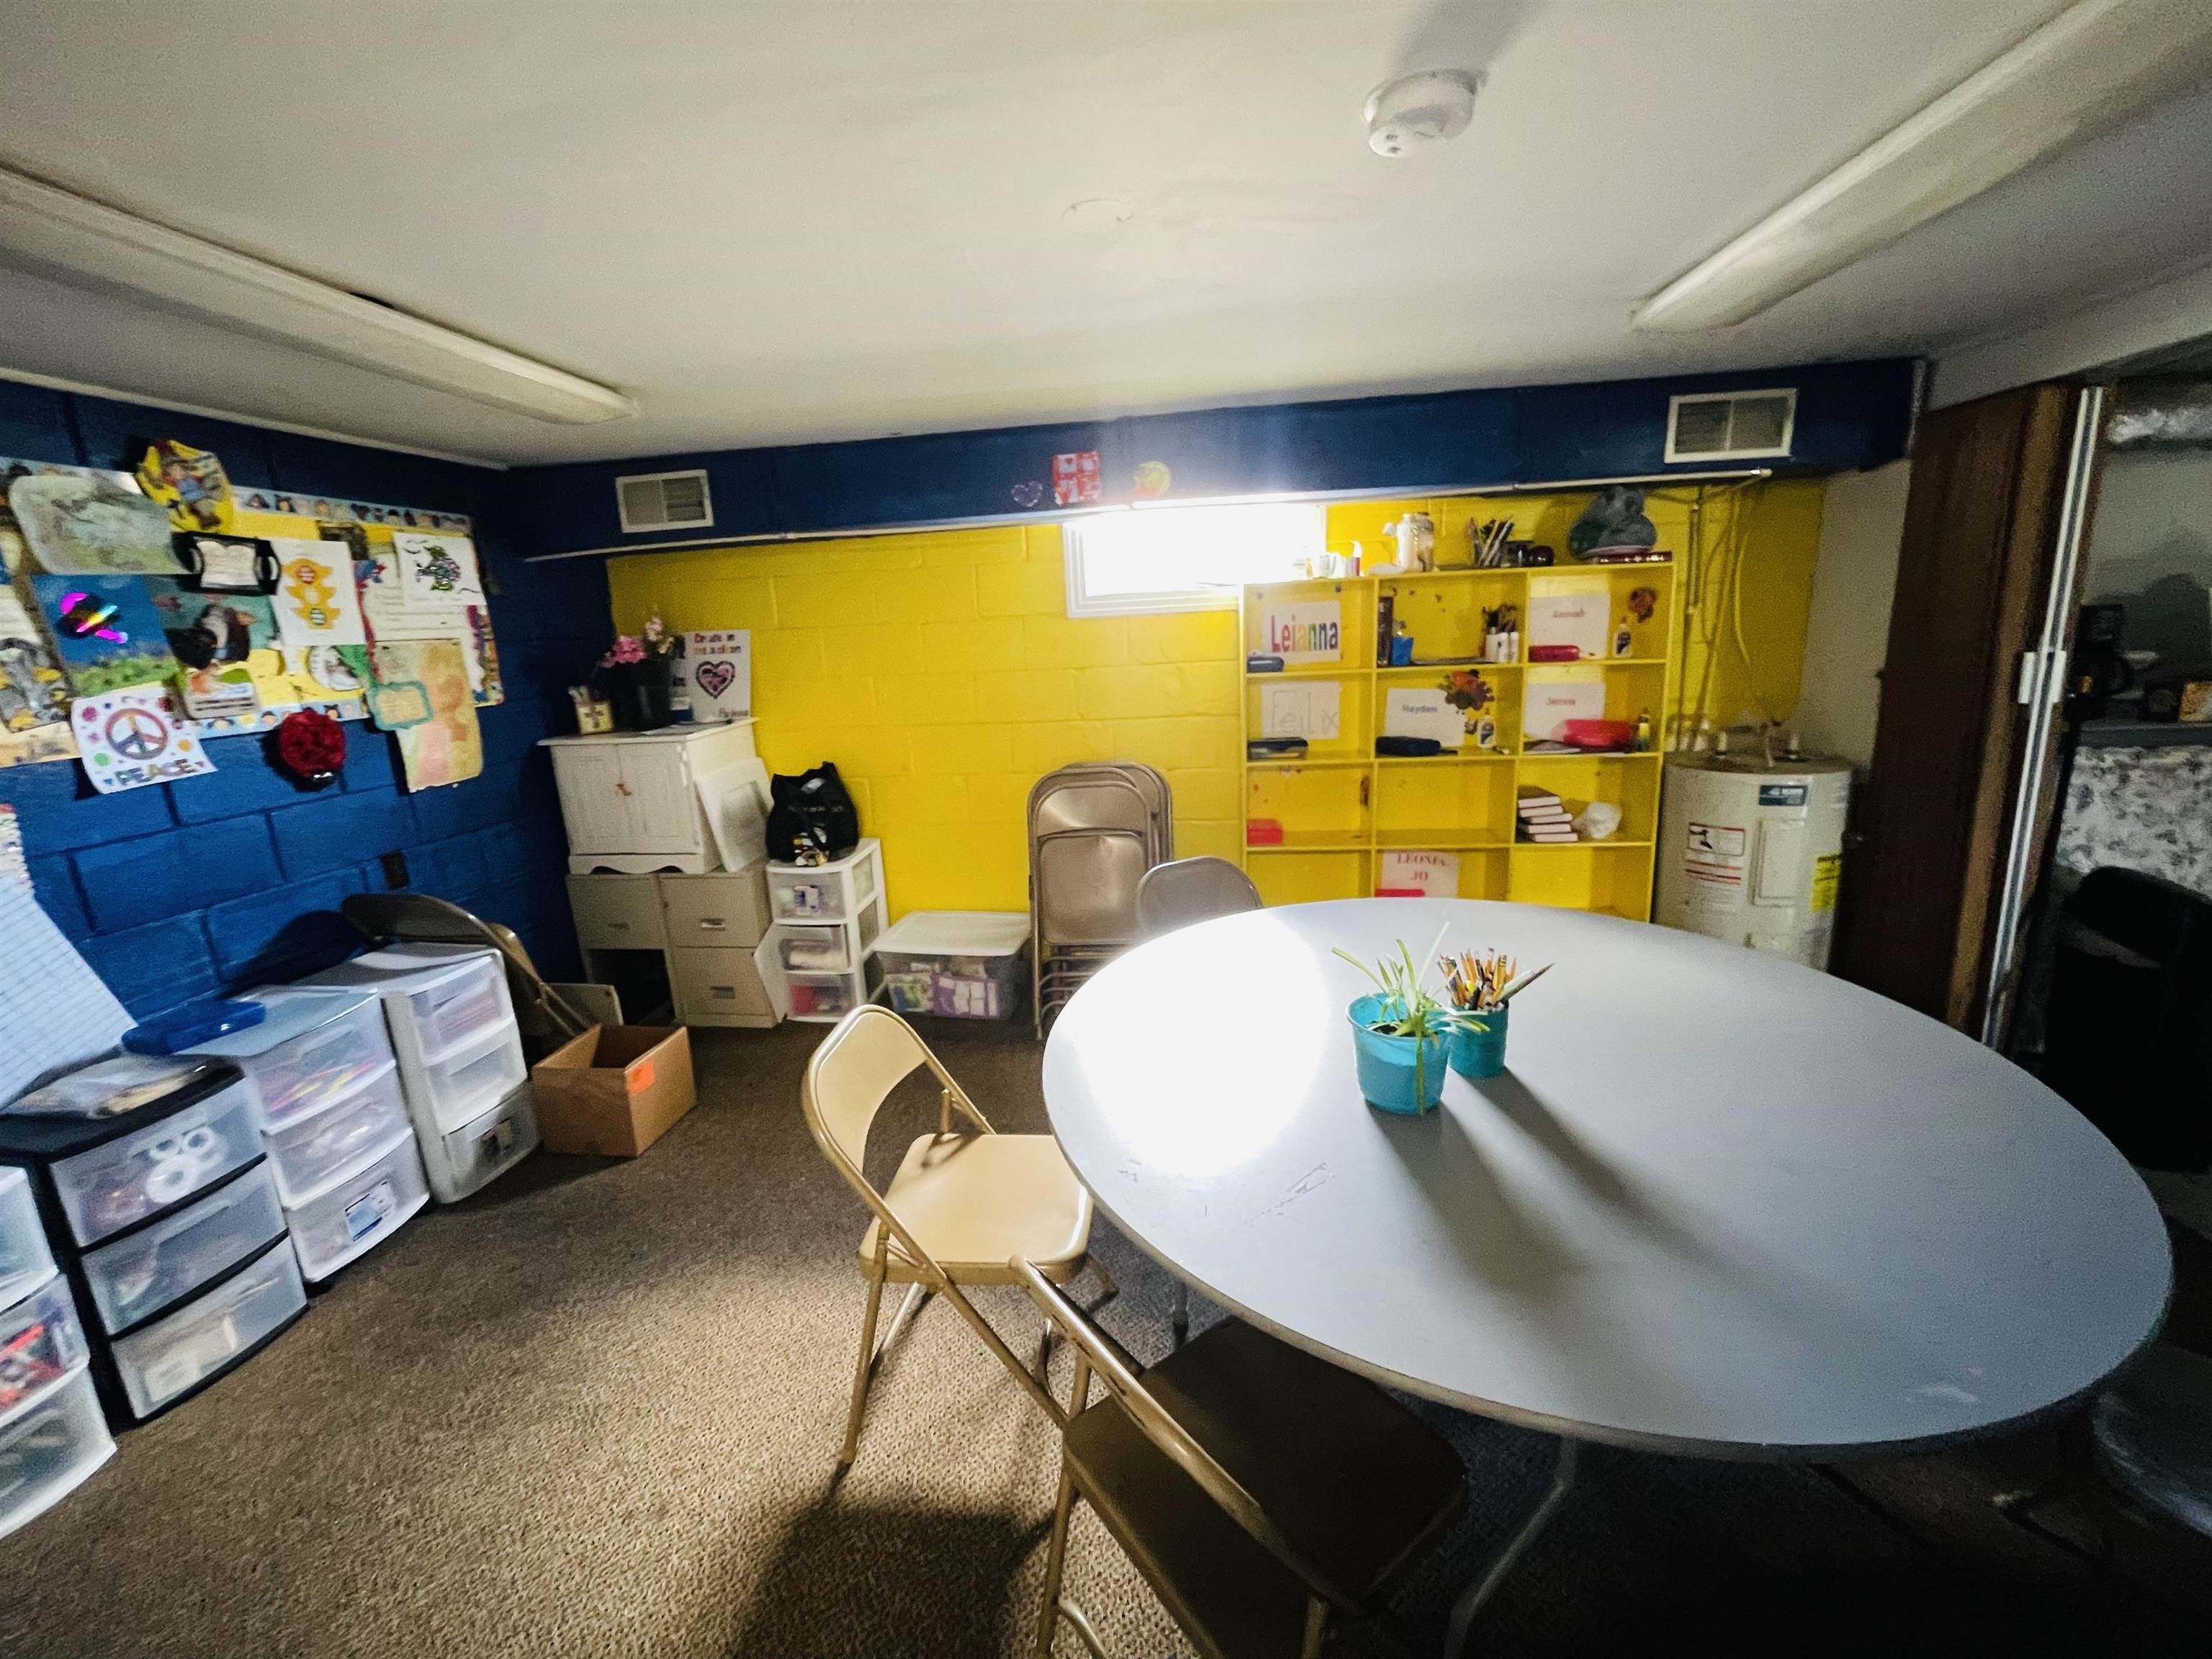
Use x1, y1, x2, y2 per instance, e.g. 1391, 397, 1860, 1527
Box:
1364, 70, 1480, 158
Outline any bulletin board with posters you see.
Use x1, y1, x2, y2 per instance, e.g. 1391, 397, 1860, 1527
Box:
0, 441, 501, 788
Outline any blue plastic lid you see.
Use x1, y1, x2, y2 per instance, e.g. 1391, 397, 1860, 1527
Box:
122, 999, 267, 1055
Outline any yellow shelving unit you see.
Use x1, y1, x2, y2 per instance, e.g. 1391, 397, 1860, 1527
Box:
1236, 516, 1683, 922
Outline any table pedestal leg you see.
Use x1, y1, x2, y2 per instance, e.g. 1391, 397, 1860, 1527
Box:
1444, 1437, 1579, 1659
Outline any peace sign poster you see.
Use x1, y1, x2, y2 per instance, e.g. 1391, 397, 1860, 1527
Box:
70, 685, 217, 794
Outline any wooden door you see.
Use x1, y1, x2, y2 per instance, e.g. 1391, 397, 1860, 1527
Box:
1833, 383, 2093, 1032
617, 744, 702, 854
550, 746, 632, 855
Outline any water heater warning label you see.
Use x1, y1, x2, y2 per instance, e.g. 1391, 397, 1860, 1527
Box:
1682, 821, 1746, 887
1810, 852, 1842, 913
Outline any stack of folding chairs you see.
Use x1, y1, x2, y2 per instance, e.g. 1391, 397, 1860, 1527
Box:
1029, 762, 1172, 1036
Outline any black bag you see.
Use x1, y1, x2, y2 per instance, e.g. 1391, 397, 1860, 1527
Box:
765, 764, 861, 863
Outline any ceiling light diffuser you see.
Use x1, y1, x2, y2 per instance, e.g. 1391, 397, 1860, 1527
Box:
0, 164, 637, 423
1635, 0, 2212, 333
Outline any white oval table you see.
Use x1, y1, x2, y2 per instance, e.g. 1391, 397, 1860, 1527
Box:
1041, 899, 2172, 1650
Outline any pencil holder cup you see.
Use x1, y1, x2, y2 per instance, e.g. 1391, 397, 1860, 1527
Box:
1348, 995, 1449, 1115
1449, 1004, 1509, 1079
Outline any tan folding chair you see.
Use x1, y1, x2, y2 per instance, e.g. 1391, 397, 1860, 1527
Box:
803, 1005, 1111, 1474
1010, 1257, 1467, 1659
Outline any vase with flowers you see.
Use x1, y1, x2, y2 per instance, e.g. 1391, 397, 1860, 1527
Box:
598, 616, 679, 731
1442, 668, 1498, 750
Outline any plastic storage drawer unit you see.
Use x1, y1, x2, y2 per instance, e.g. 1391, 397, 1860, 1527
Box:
79, 1164, 286, 1338
874, 911, 1030, 1020
0, 1169, 55, 1310
752, 943, 885, 1024
765, 839, 886, 925
293, 945, 538, 1202
0, 1368, 114, 1541
435, 1088, 539, 1202
283, 1134, 430, 1283
109, 1238, 307, 1419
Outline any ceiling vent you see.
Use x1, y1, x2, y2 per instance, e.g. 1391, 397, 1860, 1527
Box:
1664, 389, 1797, 463
616, 469, 713, 534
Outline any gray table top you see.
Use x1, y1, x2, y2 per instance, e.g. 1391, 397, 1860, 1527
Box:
1042, 899, 2172, 1460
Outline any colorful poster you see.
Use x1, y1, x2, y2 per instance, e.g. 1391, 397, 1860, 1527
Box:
1051, 450, 1102, 507
369, 637, 482, 791
70, 685, 215, 794
28, 572, 177, 693
685, 629, 751, 722
354, 536, 501, 706
8, 472, 185, 577
269, 538, 367, 651
0, 514, 76, 768
135, 440, 234, 533
391, 532, 483, 616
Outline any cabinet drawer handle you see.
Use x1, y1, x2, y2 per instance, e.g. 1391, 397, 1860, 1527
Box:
606, 922, 630, 932
700, 917, 726, 929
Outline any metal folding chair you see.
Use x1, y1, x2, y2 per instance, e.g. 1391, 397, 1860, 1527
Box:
1029, 762, 1174, 1037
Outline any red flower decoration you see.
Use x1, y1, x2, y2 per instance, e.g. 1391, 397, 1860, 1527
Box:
275, 709, 346, 782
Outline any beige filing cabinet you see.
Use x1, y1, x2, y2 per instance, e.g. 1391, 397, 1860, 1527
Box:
569, 868, 777, 1028
540, 722, 761, 876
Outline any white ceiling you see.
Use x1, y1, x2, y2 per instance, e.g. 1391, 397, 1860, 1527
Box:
1, 0, 2208, 467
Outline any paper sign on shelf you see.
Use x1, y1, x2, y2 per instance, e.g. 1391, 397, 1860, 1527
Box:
1383, 687, 1464, 750
1259, 680, 1339, 740
1377, 850, 1460, 898
1526, 676, 1606, 742
1526, 591, 1609, 661
1259, 601, 1341, 666
70, 685, 216, 794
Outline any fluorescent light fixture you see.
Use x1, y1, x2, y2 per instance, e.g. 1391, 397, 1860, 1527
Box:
0, 163, 637, 423
1635, 0, 2212, 333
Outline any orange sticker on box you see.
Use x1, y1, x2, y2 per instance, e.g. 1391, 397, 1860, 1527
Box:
628, 1058, 655, 1094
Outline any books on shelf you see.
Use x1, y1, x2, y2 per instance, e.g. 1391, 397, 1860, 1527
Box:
1516, 786, 1578, 842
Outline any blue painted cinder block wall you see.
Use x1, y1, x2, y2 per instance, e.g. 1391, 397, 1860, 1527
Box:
0, 381, 606, 1021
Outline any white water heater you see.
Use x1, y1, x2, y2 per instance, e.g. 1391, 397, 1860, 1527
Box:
1656, 747, 1851, 970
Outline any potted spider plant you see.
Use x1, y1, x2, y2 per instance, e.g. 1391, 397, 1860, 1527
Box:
1336, 927, 1473, 1115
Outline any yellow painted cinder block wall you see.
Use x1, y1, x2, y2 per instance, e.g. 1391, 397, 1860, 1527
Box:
607, 526, 1241, 917
606, 480, 1826, 918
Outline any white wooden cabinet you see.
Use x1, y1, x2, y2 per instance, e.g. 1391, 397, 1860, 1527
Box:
540, 722, 760, 874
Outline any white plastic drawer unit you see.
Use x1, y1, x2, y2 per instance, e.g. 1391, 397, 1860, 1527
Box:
0, 1278, 89, 1432
754, 940, 886, 1025
260, 1066, 410, 1208
110, 1237, 307, 1419
0, 1368, 114, 1542
189, 989, 396, 1131
433, 1089, 539, 1202
766, 840, 883, 925
80, 1163, 286, 1337
46, 1078, 262, 1249
284, 1134, 429, 1283
0, 1169, 55, 1310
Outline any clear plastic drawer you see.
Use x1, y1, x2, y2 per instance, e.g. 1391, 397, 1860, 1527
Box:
403, 957, 511, 1062
0, 1278, 88, 1431
0, 1169, 55, 1310
81, 1164, 284, 1337
415, 1027, 527, 1137
111, 1238, 305, 1419
246, 998, 395, 1128
283, 1135, 428, 1282
262, 1065, 409, 1207
50, 1083, 261, 1248
0, 1369, 113, 1542
434, 1088, 539, 1201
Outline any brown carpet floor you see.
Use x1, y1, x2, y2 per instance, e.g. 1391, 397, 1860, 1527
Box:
1, 1020, 2206, 1658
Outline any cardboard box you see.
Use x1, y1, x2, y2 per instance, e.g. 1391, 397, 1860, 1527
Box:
531, 1025, 695, 1158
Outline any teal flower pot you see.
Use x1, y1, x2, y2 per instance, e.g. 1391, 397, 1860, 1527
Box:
1348, 994, 1449, 1115
1449, 1003, 1509, 1079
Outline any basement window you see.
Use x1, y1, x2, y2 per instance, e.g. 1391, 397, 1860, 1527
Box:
1062, 503, 1326, 619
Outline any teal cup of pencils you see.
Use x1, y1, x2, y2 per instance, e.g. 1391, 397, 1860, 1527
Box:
1449, 1004, 1509, 1079
1347, 994, 1449, 1115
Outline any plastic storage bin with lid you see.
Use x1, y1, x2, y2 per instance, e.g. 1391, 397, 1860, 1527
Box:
291, 945, 539, 1203
875, 912, 1030, 1020
0, 1056, 302, 1428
